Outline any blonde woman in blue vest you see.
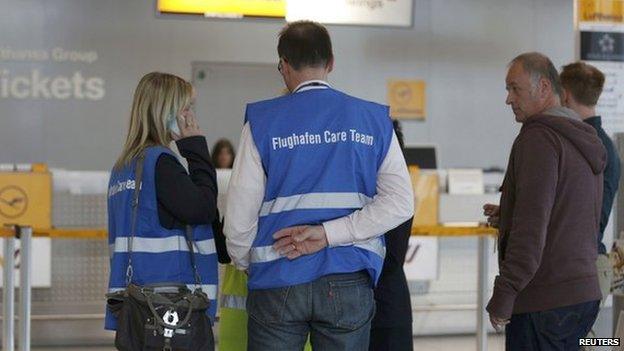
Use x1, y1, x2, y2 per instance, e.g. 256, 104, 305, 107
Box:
107, 72, 225, 350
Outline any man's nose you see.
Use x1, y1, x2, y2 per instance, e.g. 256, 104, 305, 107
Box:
505, 93, 513, 105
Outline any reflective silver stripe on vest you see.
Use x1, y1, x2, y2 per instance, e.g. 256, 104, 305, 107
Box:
187, 284, 218, 300
220, 294, 247, 311
259, 192, 373, 217
108, 284, 218, 300
110, 236, 216, 255
250, 245, 284, 263
249, 236, 385, 264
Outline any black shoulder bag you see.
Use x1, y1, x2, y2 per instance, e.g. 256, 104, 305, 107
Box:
106, 153, 215, 351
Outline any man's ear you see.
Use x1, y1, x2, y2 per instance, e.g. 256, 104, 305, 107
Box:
326, 57, 334, 74
539, 77, 551, 99
282, 59, 291, 75
561, 88, 569, 106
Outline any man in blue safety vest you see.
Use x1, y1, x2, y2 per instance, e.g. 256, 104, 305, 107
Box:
224, 21, 414, 351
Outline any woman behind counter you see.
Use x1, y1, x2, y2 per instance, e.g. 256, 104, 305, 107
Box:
106, 72, 226, 347
212, 138, 236, 169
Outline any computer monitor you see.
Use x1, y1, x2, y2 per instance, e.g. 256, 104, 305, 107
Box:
403, 146, 438, 169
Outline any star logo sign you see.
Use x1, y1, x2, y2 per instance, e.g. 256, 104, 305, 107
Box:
599, 34, 616, 53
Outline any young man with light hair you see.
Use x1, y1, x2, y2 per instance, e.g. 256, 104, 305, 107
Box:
560, 61, 621, 302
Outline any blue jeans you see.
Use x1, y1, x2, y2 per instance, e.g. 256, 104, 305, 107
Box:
246, 270, 375, 351
506, 300, 600, 351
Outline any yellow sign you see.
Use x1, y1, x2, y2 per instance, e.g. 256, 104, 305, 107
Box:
0, 166, 51, 228
579, 0, 624, 23
409, 166, 439, 227
387, 80, 426, 120
158, 0, 286, 18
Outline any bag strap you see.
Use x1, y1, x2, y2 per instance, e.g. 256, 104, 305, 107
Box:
125, 152, 145, 286
125, 151, 203, 289
185, 225, 203, 288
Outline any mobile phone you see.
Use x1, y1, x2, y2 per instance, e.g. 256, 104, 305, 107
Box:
167, 112, 181, 135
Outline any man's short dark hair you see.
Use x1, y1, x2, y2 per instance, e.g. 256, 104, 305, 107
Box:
511, 52, 563, 97
278, 21, 333, 71
560, 62, 605, 106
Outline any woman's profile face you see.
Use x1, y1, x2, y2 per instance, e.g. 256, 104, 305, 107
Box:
181, 88, 196, 118
217, 148, 234, 169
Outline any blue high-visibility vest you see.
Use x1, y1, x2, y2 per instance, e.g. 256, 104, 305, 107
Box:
245, 86, 393, 290
105, 146, 218, 330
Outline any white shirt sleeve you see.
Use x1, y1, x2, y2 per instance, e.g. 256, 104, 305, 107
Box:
322, 132, 415, 246
223, 122, 266, 270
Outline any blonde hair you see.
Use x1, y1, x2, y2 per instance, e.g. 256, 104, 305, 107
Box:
114, 72, 193, 170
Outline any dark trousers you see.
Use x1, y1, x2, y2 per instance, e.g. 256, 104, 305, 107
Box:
369, 325, 413, 351
505, 300, 600, 351
247, 271, 374, 351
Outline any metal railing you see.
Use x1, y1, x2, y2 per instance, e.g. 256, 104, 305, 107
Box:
0, 225, 496, 351
0, 226, 106, 351
1, 226, 31, 351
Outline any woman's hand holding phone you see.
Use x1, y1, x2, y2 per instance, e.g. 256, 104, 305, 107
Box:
171, 108, 202, 141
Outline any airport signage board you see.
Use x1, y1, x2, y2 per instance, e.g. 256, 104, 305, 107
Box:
581, 30, 624, 61
578, 0, 624, 23
158, 0, 414, 27
287, 0, 413, 27
0, 168, 51, 229
387, 80, 426, 120
579, 21, 624, 135
158, 0, 286, 18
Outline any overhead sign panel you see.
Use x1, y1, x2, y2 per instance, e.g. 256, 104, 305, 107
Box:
158, 0, 413, 26
158, 0, 286, 18
577, 0, 624, 136
286, 0, 413, 27
581, 30, 624, 61
578, 0, 624, 23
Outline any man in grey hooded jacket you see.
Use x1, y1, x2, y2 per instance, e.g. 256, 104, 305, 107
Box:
484, 52, 606, 350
